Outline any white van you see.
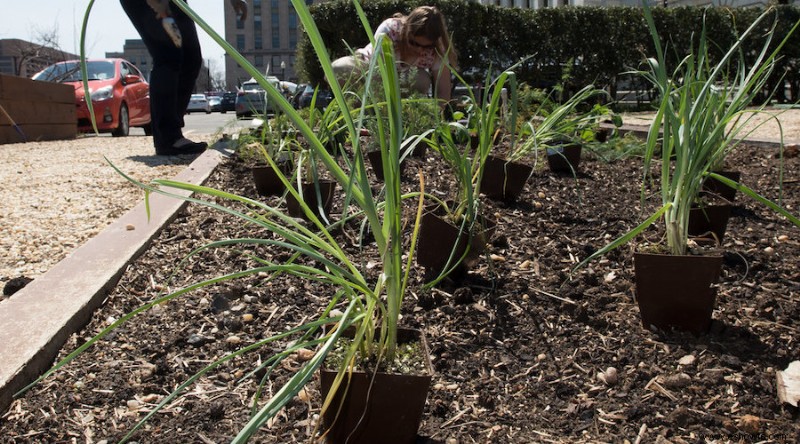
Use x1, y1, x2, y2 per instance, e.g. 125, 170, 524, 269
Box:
235, 76, 280, 118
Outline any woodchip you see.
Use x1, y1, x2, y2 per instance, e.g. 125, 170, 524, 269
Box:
1, 107, 798, 288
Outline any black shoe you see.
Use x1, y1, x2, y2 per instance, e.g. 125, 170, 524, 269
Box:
156, 138, 208, 156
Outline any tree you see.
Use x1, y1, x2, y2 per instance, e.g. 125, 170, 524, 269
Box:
194, 58, 226, 92
12, 27, 72, 77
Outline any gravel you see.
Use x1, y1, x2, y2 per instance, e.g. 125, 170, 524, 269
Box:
0, 134, 214, 286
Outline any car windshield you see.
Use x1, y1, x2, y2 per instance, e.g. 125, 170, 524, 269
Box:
242, 83, 263, 92
33, 61, 115, 83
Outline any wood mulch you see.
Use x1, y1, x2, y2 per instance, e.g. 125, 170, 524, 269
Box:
1, 137, 799, 443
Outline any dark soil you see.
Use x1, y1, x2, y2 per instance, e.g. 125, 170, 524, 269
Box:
1, 139, 799, 444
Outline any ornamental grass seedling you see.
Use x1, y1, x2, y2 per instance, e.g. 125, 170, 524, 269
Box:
576, 3, 800, 269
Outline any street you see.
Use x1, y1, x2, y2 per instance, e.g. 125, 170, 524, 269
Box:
182, 111, 255, 137
124, 112, 257, 138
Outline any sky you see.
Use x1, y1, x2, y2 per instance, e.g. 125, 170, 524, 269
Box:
2, 1, 228, 71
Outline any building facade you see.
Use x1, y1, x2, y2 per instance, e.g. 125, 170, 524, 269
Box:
0, 39, 78, 78
225, 0, 315, 89
105, 39, 152, 80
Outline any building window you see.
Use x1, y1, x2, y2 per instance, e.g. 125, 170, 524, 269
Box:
237, 34, 245, 51
0, 57, 13, 75
289, 10, 298, 48
272, 56, 281, 73
272, 29, 280, 49
272, 12, 280, 48
254, 15, 263, 49
271, 0, 281, 49
255, 55, 263, 67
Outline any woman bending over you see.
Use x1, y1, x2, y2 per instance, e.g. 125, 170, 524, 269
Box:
332, 6, 458, 104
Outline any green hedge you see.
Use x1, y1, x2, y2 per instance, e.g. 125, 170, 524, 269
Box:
296, 1, 800, 102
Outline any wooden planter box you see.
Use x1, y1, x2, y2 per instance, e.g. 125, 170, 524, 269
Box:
0, 74, 76, 144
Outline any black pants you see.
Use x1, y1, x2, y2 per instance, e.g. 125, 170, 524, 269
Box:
120, 0, 202, 151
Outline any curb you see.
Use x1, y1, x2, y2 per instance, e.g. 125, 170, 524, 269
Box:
0, 147, 226, 412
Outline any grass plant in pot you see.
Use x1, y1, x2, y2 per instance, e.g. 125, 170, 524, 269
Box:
477, 83, 617, 203
415, 71, 510, 284
515, 84, 618, 175
363, 105, 414, 183
401, 95, 440, 158
575, 4, 800, 335
459, 70, 538, 203
285, 147, 338, 222
313, 95, 349, 157
18, 1, 440, 442
240, 119, 296, 197
364, 91, 439, 182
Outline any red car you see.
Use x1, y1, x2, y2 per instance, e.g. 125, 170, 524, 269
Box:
32, 58, 151, 137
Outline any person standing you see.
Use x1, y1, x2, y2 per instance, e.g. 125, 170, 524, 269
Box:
120, 0, 248, 155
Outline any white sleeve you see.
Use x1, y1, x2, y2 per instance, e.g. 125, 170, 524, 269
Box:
373, 18, 398, 44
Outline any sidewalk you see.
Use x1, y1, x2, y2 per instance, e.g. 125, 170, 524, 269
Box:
617, 107, 800, 147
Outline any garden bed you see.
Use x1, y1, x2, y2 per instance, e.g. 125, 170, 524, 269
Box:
1, 140, 798, 443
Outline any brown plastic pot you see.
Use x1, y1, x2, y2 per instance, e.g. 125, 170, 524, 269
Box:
410, 141, 427, 158
701, 170, 741, 202
480, 155, 533, 202
366, 150, 406, 182
252, 164, 287, 197
546, 143, 582, 173
319, 328, 432, 444
286, 180, 336, 220
416, 204, 494, 280
633, 252, 723, 334
688, 204, 733, 244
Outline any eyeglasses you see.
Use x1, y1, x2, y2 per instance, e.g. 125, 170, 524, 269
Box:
409, 38, 435, 50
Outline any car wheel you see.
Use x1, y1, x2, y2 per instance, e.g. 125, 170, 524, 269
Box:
205, 109, 211, 114
112, 104, 130, 137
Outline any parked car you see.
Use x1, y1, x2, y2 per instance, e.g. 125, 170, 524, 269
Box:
208, 95, 222, 112
296, 84, 334, 110
292, 83, 309, 108
220, 91, 237, 113
32, 58, 151, 137
279, 81, 298, 100
186, 94, 212, 114
236, 77, 280, 118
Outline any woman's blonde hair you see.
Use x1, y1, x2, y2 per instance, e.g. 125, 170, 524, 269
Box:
395, 6, 458, 71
